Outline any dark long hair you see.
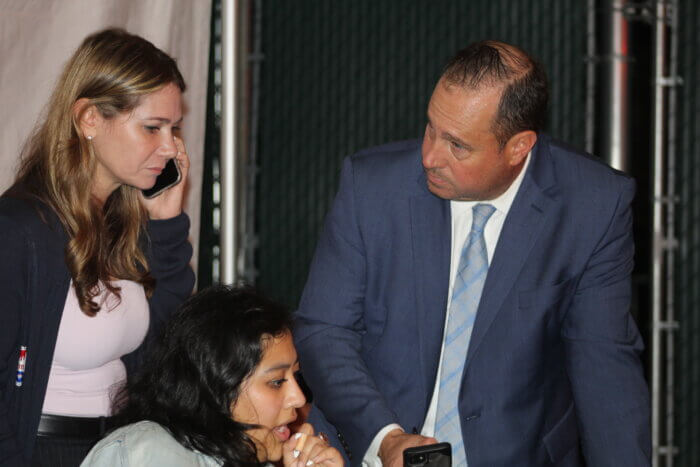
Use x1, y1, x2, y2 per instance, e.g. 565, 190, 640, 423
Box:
111, 285, 293, 466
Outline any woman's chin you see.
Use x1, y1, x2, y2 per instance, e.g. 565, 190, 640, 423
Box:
264, 439, 284, 462
250, 430, 284, 463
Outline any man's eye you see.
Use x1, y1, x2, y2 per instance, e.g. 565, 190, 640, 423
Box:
451, 141, 464, 150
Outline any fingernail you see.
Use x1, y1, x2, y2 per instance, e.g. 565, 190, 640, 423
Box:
294, 433, 302, 440
306, 461, 314, 466
293, 449, 300, 458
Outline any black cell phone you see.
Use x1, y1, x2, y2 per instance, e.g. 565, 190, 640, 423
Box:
403, 442, 451, 467
142, 158, 182, 198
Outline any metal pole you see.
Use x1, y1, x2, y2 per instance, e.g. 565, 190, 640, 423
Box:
244, 0, 264, 283
585, 0, 596, 155
651, 1, 665, 461
663, 0, 680, 465
607, 0, 629, 171
650, 0, 684, 463
595, 0, 630, 171
220, 0, 237, 284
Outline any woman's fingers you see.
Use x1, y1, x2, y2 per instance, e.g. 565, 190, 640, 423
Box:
310, 446, 343, 466
282, 433, 301, 466
173, 136, 190, 174
174, 137, 189, 164
293, 433, 333, 466
283, 424, 313, 467
284, 423, 342, 466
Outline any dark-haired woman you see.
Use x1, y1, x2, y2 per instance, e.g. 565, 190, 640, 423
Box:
81, 286, 343, 467
0, 28, 194, 466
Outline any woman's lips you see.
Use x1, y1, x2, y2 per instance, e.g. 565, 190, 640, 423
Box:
273, 425, 291, 441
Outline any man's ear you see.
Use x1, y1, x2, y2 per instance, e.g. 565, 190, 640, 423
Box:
504, 130, 537, 166
72, 98, 100, 139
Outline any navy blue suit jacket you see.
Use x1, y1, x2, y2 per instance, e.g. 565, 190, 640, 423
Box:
294, 135, 650, 466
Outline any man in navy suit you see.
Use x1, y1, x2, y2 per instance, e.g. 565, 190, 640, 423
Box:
294, 40, 650, 466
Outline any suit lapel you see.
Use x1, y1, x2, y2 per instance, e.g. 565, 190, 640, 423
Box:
465, 136, 559, 368
410, 177, 451, 406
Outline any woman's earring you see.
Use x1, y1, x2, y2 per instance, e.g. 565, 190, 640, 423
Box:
87, 135, 93, 141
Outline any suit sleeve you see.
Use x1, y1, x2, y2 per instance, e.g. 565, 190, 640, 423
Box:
562, 177, 651, 466
123, 213, 195, 374
294, 156, 399, 460
0, 215, 31, 465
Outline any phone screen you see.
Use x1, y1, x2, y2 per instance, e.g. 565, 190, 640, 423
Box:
142, 158, 181, 198
403, 442, 451, 467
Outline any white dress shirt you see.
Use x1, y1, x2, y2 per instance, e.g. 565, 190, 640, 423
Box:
362, 153, 531, 466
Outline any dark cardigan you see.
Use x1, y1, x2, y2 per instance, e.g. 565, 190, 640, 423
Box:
0, 195, 195, 466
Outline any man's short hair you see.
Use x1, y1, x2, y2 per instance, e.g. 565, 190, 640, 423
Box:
442, 40, 548, 149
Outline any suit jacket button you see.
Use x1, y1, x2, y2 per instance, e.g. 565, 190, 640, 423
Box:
336, 431, 352, 460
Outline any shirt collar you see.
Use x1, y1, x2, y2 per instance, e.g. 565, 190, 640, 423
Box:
490, 150, 531, 216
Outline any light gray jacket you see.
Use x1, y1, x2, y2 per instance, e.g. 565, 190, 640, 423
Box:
81, 421, 222, 467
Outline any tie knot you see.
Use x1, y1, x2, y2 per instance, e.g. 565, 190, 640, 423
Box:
471, 203, 496, 234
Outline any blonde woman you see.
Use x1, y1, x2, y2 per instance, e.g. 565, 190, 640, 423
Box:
0, 28, 195, 466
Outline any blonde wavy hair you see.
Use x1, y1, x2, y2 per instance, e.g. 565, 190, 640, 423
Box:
12, 28, 186, 315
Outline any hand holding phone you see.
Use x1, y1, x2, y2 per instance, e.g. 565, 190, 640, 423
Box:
379, 430, 438, 467
140, 136, 190, 220
403, 442, 451, 467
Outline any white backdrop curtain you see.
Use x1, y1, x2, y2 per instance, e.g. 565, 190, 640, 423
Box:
0, 0, 211, 272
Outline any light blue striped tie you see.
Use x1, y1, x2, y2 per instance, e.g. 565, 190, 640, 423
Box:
435, 203, 495, 466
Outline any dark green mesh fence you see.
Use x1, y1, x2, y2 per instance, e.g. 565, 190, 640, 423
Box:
675, 1, 700, 465
256, 0, 587, 306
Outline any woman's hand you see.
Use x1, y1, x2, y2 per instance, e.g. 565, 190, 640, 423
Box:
282, 423, 343, 467
140, 136, 190, 220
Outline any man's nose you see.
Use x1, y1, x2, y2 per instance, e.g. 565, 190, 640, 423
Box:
422, 139, 442, 169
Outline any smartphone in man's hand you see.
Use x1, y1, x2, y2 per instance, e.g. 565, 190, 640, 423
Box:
403, 442, 451, 467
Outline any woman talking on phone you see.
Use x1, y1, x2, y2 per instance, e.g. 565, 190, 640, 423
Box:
0, 28, 195, 466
